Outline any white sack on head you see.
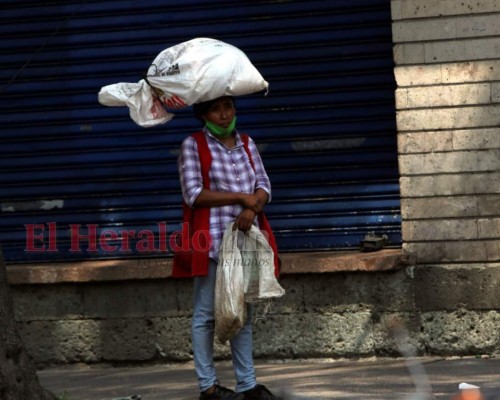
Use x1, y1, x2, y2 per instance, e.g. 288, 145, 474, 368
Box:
98, 38, 268, 127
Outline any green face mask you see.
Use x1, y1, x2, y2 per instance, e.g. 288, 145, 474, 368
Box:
204, 117, 237, 138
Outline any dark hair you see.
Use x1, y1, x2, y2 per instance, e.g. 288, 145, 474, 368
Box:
193, 96, 235, 122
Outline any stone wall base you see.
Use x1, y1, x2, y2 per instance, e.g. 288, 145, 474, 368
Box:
12, 263, 500, 365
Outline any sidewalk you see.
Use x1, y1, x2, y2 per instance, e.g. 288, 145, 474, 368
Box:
38, 357, 500, 400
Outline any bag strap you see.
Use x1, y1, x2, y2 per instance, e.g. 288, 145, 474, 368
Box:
240, 134, 254, 170
192, 131, 212, 189
239, 134, 280, 277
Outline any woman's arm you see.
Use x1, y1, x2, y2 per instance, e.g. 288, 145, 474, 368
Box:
233, 188, 269, 231
254, 188, 269, 208
193, 189, 263, 213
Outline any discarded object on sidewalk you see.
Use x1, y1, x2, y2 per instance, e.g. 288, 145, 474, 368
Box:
460, 383, 481, 390
360, 233, 390, 252
453, 383, 483, 400
98, 38, 268, 127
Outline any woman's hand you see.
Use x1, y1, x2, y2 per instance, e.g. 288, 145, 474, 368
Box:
235, 208, 257, 232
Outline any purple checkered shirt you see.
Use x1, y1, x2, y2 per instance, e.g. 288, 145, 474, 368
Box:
178, 128, 272, 261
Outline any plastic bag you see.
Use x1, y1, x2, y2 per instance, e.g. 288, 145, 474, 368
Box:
241, 225, 285, 303
98, 80, 173, 128
215, 223, 285, 343
98, 38, 268, 127
214, 225, 246, 344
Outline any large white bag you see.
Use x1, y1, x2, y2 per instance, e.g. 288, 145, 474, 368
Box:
98, 38, 268, 127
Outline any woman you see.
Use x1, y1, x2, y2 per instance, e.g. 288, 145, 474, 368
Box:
176, 96, 282, 400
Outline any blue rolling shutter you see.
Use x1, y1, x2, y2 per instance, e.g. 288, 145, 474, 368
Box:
0, 0, 401, 262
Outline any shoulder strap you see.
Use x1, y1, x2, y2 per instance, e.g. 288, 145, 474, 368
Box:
192, 131, 212, 189
240, 133, 255, 171
173, 131, 212, 278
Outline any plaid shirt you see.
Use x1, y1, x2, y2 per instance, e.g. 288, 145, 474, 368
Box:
178, 128, 271, 261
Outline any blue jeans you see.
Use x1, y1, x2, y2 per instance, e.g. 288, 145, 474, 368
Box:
192, 259, 256, 392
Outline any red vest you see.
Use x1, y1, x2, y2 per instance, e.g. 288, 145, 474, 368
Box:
172, 131, 280, 278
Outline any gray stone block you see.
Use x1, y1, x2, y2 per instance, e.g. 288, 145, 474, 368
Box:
393, 43, 425, 65
478, 218, 500, 239
399, 172, 500, 197
253, 311, 374, 358
372, 312, 423, 356
398, 131, 453, 154
443, 61, 500, 84
12, 284, 84, 321
403, 219, 479, 241
397, 128, 500, 154
153, 317, 193, 361
393, 15, 500, 43
343, 270, 415, 312
394, 0, 499, 20
289, 270, 414, 313
478, 195, 500, 216
420, 310, 500, 355
414, 264, 500, 311
17, 320, 101, 364
81, 280, 192, 319
404, 240, 499, 263
100, 319, 157, 361
493, 82, 500, 102
401, 194, 500, 220
392, 18, 456, 43
391, 0, 402, 20
457, 14, 500, 37
175, 279, 195, 315
18, 318, 159, 364
396, 84, 491, 110
401, 196, 480, 219
394, 64, 442, 87
453, 128, 500, 151
397, 106, 500, 131
424, 38, 500, 64
399, 150, 499, 175
270, 275, 306, 314
395, 61, 500, 87
299, 273, 348, 312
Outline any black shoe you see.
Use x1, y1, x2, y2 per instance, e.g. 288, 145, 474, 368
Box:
199, 381, 245, 400
242, 384, 283, 400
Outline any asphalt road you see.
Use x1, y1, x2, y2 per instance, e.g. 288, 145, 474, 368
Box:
38, 356, 500, 400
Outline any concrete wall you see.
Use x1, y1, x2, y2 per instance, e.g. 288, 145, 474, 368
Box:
10, 252, 418, 365
11, 261, 500, 365
16, 274, 407, 365
392, 0, 500, 263
391, 0, 500, 358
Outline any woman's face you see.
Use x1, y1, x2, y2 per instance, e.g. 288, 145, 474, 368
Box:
203, 97, 235, 127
